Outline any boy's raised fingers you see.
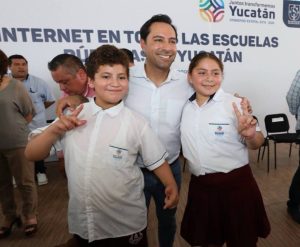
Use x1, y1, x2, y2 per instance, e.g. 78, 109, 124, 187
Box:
70, 104, 84, 117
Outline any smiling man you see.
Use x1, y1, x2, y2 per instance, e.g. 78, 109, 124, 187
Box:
124, 14, 193, 247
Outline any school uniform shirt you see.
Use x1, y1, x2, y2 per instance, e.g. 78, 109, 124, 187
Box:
181, 88, 260, 176
125, 64, 194, 167
30, 100, 168, 242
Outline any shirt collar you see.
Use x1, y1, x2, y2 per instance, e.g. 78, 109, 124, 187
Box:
131, 64, 181, 84
212, 88, 225, 102
91, 99, 124, 117
189, 88, 224, 103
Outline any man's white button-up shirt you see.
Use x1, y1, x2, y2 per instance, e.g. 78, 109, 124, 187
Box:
125, 65, 193, 166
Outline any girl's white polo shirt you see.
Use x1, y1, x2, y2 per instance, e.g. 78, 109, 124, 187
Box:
180, 88, 259, 176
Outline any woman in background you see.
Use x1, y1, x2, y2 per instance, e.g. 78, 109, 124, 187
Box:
0, 49, 38, 238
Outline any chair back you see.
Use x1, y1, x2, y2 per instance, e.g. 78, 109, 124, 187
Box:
264, 113, 290, 135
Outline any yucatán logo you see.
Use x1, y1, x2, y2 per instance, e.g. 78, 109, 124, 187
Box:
283, 0, 300, 27
199, 0, 225, 22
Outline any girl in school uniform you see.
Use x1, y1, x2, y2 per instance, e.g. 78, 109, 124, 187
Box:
180, 51, 270, 247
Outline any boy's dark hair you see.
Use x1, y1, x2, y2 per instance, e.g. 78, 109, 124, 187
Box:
140, 14, 177, 41
120, 48, 134, 64
48, 54, 86, 75
85, 45, 129, 80
8, 54, 28, 65
0, 49, 8, 80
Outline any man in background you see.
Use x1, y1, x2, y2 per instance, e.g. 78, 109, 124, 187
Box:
8, 55, 55, 186
286, 69, 300, 224
48, 54, 94, 99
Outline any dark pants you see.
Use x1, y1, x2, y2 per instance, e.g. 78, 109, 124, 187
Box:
72, 228, 147, 247
142, 158, 181, 247
35, 160, 46, 174
288, 129, 300, 209
289, 166, 300, 208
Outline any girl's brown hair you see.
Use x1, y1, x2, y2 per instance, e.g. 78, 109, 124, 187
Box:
188, 51, 223, 74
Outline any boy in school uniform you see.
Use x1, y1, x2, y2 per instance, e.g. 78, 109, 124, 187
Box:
25, 44, 178, 247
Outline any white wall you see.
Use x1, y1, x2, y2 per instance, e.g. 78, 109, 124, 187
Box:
1, 0, 300, 133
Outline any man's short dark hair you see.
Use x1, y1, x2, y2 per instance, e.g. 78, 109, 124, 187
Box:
48, 54, 86, 75
120, 48, 134, 64
140, 14, 177, 41
8, 54, 28, 66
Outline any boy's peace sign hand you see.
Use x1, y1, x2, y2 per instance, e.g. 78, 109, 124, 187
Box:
53, 104, 87, 135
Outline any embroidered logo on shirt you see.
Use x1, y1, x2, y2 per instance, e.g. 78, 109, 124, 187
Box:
113, 148, 123, 159
209, 123, 229, 136
215, 125, 224, 136
129, 231, 143, 244
109, 145, 128, 160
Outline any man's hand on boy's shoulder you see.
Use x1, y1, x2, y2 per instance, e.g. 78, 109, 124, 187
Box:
56, 95, 89, 117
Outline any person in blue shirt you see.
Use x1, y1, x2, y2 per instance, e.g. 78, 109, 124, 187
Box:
8, 55, 55, 186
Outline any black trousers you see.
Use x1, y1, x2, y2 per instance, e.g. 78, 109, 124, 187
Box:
288, 129, 300, 208
35, 160, 46, 174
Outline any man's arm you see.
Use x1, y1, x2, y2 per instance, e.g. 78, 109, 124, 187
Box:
152, 162, 179, 209
56, 95, 89, 116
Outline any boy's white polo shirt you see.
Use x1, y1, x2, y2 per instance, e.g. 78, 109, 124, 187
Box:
125, 65, 193, 166
30, 100, 167, 242
180, 88, 258, 176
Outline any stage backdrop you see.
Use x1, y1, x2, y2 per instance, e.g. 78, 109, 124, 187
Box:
1, 0, 300, 132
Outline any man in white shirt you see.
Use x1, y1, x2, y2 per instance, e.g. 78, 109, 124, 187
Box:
124, 15, 193, 247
